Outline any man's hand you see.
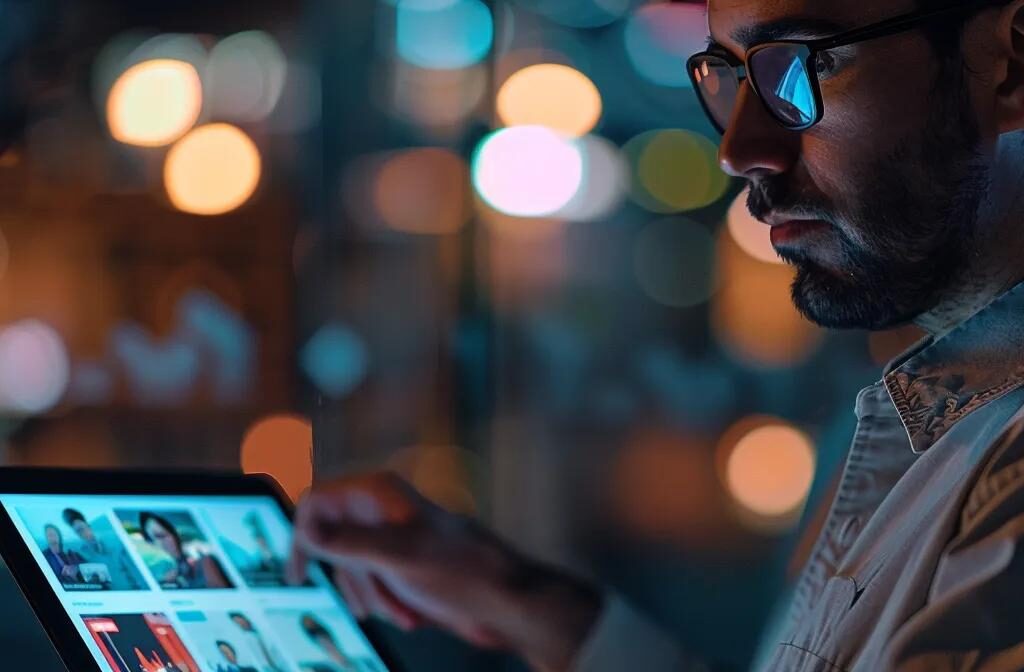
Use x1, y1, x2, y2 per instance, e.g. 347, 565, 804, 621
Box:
287, 472, 602, 672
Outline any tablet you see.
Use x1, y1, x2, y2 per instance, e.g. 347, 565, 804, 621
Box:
0, 468, 397, 672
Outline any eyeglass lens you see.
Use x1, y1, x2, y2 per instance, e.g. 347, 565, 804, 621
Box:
691, 44, 818, 132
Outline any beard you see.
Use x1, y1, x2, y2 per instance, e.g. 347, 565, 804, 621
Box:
747, 70, 991, 331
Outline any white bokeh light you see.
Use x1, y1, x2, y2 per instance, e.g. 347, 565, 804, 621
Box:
472, 126, 583, 217
0, 320, 71, 414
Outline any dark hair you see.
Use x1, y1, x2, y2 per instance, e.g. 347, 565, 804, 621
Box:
299, 613, 334, 643
139, 512, 181, 549
215, 640, 236, 655
44, 524, 62, 546
228, 612, 250, 624
61, 508, 85, 527
918, 0, 1007, 68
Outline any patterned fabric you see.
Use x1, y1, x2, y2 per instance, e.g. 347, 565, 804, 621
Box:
883, 282, 1024, 454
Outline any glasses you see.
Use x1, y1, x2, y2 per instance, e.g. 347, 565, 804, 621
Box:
688, 0, 1004, 134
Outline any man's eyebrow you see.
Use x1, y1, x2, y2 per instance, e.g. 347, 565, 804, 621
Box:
725, 17, 851, 50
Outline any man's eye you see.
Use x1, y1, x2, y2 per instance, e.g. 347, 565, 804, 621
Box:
815, 50, 837, 77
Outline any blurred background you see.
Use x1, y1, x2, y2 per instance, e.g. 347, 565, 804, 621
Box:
0, 0, 924, 669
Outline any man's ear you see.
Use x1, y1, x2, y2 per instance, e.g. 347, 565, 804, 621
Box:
994, 0, 1024, 133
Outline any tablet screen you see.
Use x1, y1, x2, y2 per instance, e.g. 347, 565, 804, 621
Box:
0, 493, 390, 672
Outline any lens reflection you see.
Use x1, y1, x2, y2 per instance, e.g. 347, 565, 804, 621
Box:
750, 44, 816, 127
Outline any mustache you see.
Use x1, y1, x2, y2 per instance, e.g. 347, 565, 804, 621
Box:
746, 177, 833, 224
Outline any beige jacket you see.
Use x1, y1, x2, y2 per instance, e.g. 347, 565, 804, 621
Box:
576, 281, 1024, 671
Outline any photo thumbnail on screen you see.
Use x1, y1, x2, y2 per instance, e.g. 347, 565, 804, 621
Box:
82, 613, 198, 672
206, 508, 298, 588
177, 610, 290, 672
16, 505, 147, 591
266, 609, 387, 672
116, 509, 234, 590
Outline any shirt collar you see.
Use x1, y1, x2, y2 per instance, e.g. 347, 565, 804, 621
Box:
883, 280, 1024, 454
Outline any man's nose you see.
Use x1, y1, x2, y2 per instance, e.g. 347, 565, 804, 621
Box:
718, 81, 801, 178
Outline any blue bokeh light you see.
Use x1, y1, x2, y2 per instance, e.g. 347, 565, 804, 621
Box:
396, 0, 494, 70
301, 323, 369, 398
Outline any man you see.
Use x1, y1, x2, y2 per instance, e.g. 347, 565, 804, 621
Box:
288, 0, 1024, 670
62, 508, 145, 591
41, 523, 85, 586
215, 640, 258, 672
227, 612, 287, 672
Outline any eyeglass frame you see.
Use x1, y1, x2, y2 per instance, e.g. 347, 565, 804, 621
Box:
687, 0, 1007, 134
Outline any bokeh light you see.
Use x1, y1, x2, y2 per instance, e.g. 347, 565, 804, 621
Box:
206, 31, 287, 122
516, 0, 632, 28
624, 2, 708, 87
396, 0, 494, 70
718, 417, 816, 527
107, 59, 202, 147
373, 148, 472, 234
554, 135, 629, 222
389, 61, 487, 129
300, 323, 370, 398
611, 429, 733, 548
472, 126, 583, 217
634, 217, 717, 308
496, 64, 602, 137
389, 444, 477, 514
624, 129, 730, 213
112, 323, 200, 406
130, 33, 208, 68
164, 123, 261, 215
712, 228, 824, 367
241, 414, 313, 503
727, 187, 783, 265
0, 320, 71, 415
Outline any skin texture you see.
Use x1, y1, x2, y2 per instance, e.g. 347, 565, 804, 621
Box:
71, 519, 95, 543
290, 2, 1024, 671
44, 525, 61, 551
714, 0, 1024, 333
144, 519, 182, 558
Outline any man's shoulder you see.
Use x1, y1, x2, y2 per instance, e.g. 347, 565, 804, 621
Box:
958, 403, 1024, 540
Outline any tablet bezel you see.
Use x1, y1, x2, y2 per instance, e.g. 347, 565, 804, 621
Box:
0, 466, 403, 672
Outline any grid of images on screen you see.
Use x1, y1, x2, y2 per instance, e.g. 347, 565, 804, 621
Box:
15, 502, 386, 672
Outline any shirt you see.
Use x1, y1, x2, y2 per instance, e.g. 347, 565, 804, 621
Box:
575, 280, 1024, 671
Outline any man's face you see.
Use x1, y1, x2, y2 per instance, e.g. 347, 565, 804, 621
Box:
71, 520, 94, 542
218, 643, 238, 664
709, 0, 994, 330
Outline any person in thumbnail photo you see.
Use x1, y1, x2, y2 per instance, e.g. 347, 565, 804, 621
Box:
212, 509, 298, 588
62, 508, 146, 591
83, 613, 199, 672
42, 523, 87, 587
299, 614, 385, 672
215, 640, 259, 672
226, 612, 288, 672
118, 509, 234, 590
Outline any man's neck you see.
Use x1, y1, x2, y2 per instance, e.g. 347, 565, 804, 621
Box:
915, 143, 1024, 339
914, 275, 1015, 338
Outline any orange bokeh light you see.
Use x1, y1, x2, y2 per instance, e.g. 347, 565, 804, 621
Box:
717, 417, 816, 526
164, 123, 261, 215
712, 228, 824, 367
373, 148, 472, 235
240, 414, 313, 502
496, 63, 602, 137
